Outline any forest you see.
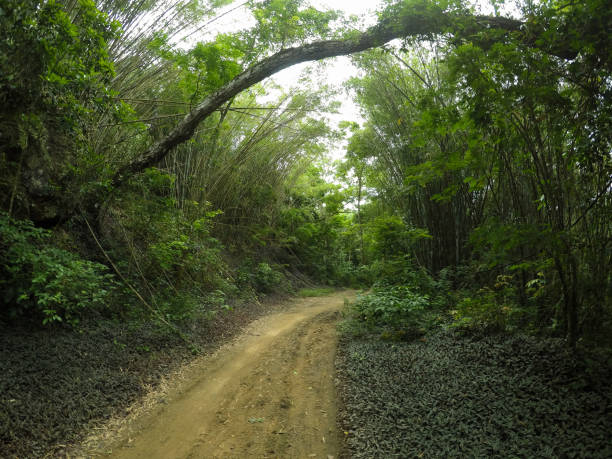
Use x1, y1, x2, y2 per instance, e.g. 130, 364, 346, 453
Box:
1, 0, 611, 457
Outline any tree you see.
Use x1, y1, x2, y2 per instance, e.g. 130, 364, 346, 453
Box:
0, 0, 118, 223
3, 0, 607, 230
110, 3, 524, 187
2, 0, 529, 224
343, 0, 611, 345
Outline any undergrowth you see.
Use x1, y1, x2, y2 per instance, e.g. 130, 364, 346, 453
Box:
337, 260, 612, 457
338, 263, 449, 341
336, 331, 612, 458
0, 212, 116, 326
297, 287, 336, 297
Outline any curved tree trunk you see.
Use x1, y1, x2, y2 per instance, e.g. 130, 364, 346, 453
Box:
110, 13, 524, 187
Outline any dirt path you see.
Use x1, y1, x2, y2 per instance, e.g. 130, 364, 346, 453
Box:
100, 291, 354, 459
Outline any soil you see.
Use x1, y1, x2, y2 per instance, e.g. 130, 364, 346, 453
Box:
89, 290, 355, 458
1, 291, 303, 458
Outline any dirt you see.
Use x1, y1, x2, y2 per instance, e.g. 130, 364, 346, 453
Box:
1, 291, 303, 458
91, 291, 355, 458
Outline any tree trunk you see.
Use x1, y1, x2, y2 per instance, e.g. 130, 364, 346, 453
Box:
19, 6, 579, 225
110, 13, 524, 188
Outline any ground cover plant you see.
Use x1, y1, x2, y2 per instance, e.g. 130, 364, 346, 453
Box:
336, 330, 612, 458
297, 287, 337, 297
0, 294, 291, 457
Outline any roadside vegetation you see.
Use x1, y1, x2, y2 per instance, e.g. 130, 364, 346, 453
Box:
297, 287, 338, 297
334, 0, 612, 455
337, 330, 612, 458
0, 0, 610, 456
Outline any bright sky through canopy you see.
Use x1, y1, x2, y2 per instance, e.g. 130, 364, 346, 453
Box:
204, 0, 386, 160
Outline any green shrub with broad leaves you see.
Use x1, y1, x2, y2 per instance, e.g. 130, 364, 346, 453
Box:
338, 255, 453, 339
253, 262, 284, 293
0, 212, 115, 325
343, 283, 443, 341
355, 286, 428, 327
451, 274, 532, 333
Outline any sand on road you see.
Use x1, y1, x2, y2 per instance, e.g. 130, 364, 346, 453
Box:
97, 290, 354, 459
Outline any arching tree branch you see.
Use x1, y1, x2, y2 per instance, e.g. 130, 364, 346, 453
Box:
111, 10, 525, 187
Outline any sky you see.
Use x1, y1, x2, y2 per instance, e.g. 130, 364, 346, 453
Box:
202, 0, 387, 160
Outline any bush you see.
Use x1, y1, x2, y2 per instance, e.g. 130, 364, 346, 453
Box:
342, 285, 441, 341
0, 212, 115, 325
369, 256, 438, 294
104, 175, 239, 321
253, 262, 284, 293
451, 274, 526, 333
355, 286, 428, 327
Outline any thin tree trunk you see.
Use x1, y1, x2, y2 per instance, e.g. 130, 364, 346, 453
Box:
357, 172, 365, 265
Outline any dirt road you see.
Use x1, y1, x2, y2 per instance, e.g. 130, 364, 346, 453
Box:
102, 291, 354, 458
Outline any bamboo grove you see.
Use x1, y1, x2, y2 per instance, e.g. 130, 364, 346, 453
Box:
343, 0, 611, 346
0, 0, 610, 348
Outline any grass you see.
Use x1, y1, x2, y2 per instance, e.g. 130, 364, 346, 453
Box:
297, 287, 336, 297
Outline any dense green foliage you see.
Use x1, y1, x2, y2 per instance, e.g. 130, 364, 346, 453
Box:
0, 212, 115, 325
0, 0, 608, 344
0, 0, 119, 221
0, 0, 362, 331
340, 0, 611, 346
0, 0, 611, 456
337, 331, 612, 458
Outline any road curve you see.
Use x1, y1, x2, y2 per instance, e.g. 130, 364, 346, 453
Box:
102, 291, 354, 459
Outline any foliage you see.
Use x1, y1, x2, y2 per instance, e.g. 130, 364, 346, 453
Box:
0, 0, 608, 348
344, 0, 612, 345
297, 287, 336, 297
0, 0, 119, 219
0, 212, 115, 325
103, 168, 234, 322
343, 270, 447, 340
245, 0, 339, 55
353, 285, 429, 329
174, 37, 244, 101
451, 275, 528, 333
337, 331, 612, 458
252, 262, 284, 293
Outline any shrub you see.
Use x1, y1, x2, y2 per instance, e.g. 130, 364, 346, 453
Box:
354, 285, 428, 328
451, 274, 525, 332
253, 262, 284, 293
342, 285, 441, 341
105, 176, 239, 321
0, 212, 115, 325
369, 256, 438, 295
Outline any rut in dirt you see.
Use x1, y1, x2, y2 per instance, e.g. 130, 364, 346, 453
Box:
101, 291, 354, 459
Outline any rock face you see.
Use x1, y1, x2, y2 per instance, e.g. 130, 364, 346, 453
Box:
9, 152, 77, 226
1, 118, 73, 225
22, 156, 63, 224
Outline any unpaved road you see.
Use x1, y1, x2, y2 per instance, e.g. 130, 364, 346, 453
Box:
102, 291, 354, 458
